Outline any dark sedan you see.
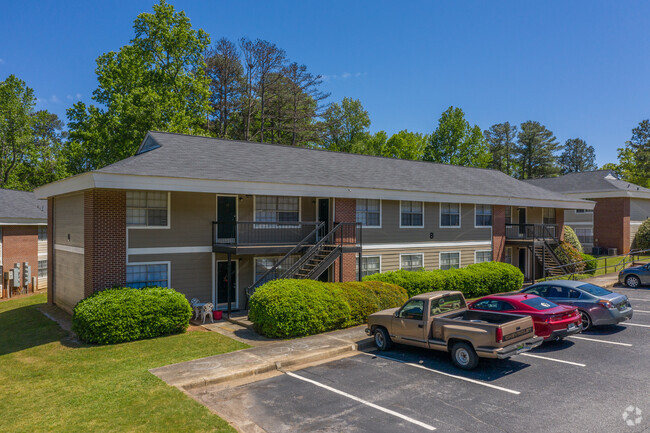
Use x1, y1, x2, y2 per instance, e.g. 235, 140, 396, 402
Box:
521, 280, 633, 330
619, 263, 650, 288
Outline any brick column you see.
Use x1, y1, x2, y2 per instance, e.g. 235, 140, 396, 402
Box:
84, 190, 126, 297
47, 198, 54, 304
593, 198, 630, 254
555, 208, 565, 242
333, 198, 358, 282
492, 205, 506, 262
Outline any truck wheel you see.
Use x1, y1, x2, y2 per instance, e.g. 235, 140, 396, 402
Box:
451, 342, 479, 370
373, 327, 393, 351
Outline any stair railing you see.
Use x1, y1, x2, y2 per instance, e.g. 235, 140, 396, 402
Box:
280, 222, 347, 279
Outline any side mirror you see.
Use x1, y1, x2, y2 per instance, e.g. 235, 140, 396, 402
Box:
394, 310, 400, 318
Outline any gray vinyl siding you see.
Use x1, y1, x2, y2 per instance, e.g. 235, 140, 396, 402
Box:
564, 209, 594, 224
53, 250, 84, 313
54, 193, 84, 247
363, 244, 491, 272
630, 198, 650, 222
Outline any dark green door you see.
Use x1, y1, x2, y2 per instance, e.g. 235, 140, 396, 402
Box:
217, 196, 237, 242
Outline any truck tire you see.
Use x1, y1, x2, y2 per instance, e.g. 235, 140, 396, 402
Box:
450, 342, 479, 370
373, 327, 393, 351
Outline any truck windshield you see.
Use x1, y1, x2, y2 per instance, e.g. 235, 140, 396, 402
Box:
431, 294, 466, 315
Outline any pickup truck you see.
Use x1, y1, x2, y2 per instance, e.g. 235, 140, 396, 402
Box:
365, 290, 543, 370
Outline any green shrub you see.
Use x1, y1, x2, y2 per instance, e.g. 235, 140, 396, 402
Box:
554, 241, 586, 273
635, 218, 650, 250
248, 280, 407, 338
582, 253, 597, 275
72, 287, 192, 344
363, 262, 524, 299
563, 226, 583, 253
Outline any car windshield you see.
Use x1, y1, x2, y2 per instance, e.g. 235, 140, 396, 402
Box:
577, 283, 612, 296
520, 297, 558, 310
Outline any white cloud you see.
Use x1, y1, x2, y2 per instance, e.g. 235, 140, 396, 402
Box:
321, 72, 366, 82
75, 93, 82, 99
66, 95, 73, 100
49, 95, 60, 103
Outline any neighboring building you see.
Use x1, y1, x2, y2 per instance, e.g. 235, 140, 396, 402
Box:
35, 132, 593, 313
526, 170, 650, 255
0, 189, 48, 298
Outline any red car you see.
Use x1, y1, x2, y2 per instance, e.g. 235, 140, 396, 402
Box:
468, 294, 582, 341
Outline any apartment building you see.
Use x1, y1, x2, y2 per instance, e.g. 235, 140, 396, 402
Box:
35, 132, 593, 313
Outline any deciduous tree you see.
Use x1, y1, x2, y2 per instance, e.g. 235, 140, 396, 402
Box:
321, 97, 370, 153
382, 130, 427, 160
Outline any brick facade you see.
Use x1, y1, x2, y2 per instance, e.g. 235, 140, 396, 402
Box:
492, 205, 506, 261
83, 189, 126, 296
1, 225, 39, 296
333, 198, 358, 282
593, 197, 630, 254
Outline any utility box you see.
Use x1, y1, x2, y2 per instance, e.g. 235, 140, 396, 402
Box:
13, 264, 20, 287
608, 248, 618, 256
23, 262, 31, 287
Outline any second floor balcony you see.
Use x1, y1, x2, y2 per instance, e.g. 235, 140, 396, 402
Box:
505, 223, 558, 241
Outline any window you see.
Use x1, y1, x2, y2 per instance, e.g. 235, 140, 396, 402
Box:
522, 285, 549, 297
358, 256, 381, 278
400, 201, 423, 227
505, 207, 512, 225
431, 293, 466, 315
356, 199, 381, 227
521, 297, 559, 310
475, 250, 492, 263
126, 263, 168, 288
38, 226, 47, 241
547, 285, 581, 299
473, 299, 514, 311
440, 203, 460, 227
577, 283, 612, 297
255, 196, 299, 223
254, 256, 299, 285
575, 209, 593, 214
505, 247, 513, 264
401, 254, 423, 271
543, 208, 556, 225
397, 299, 424, 320
126, 191, 168, 227
440, 252, 460, 270
475, 204, 492, 227
575, 228, 593, 244
38, 260, 47, 278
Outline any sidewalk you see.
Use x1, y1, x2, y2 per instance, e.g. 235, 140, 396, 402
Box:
580, 272, 622, 288
150, 326, 372, 391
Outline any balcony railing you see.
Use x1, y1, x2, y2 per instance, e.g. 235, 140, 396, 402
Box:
213, 221, 324, 247
505, 223, 558, 240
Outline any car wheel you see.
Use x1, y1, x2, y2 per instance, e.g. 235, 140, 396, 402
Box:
373, 327, 393, 351
450, 342, 479, 370
580, 311, 592, 331
625, 275, 641, 288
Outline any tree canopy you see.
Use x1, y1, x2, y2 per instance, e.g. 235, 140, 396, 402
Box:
516, 121, 561, 179
558, 138, 597, 174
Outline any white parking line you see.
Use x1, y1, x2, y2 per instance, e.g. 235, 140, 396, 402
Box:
632, 310, 650, 313
626, 323, 650, 328
567, 336, 633, 346
628, 298, 650, 302
518, 353, 586, 367
285, 371, 436, 431
359, 352, 520, 395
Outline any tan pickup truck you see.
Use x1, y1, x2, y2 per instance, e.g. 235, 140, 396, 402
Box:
366, 291, 543, 369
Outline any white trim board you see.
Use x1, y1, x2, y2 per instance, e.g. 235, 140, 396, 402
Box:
363, 240, 491, 250
54, 244, 84, 255
127, 246, 212, 255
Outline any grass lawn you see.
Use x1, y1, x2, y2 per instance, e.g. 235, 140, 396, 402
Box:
540, 255, 650, 281
0, 294, 249, 433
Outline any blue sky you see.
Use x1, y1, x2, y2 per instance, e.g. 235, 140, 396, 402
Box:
1, 0, 649, 166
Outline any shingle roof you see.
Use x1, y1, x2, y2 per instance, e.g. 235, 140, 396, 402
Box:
94, 131, 582, 204
524, 170, 650, 195
0, 189, 47, 221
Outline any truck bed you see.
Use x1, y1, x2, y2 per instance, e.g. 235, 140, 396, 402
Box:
441, 309, 525, 324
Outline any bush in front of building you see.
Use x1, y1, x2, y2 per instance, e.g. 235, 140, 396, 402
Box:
582, 253, 597, 275
72, 287, 193, 344
363, 261, 524, 299
554, 241, 586, 274
635, 218, 650, 250
563, 226, 583, 253
248, 280, 407, 338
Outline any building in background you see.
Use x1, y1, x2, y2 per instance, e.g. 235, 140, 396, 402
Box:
526, 170, 650, 255
0, 189, 48, 298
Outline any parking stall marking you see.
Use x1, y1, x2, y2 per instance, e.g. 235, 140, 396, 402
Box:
633, 310, 650, 313
359, 352, 521, 395
518, 353, 586, 367
285, 371, 436, 431
625, 323, 650, 328
628, 298, 650, 302
567, 336, 633, 346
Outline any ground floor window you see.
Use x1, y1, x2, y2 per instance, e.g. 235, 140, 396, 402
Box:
505, 247, 513, 264
475, 250, 492, 263
254, 256, 299, 284
38, 260, 47, 278
126, 263, 168, 288
439, 252, 460, 270
575, 228, 593, 244
400, 254, 424, 271
358, 256, 381, 278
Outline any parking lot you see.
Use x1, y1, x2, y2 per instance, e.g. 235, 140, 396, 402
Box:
193, 286, 650, 433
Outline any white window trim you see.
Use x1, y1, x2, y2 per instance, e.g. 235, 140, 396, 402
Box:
126, 191, 171, 230
356, 199, 382, 229
439, 202, 461, 229
215, 259, 239, 310
399, 252, 424, 270
439, 251, 461, 270
253, 196, 302, 228
126, 261, 171, 288
575, 209, 593, 214
474, 249, 493, 263
474, 204, 493, 228
359, 254, 382, 276
399, 200, 425, 229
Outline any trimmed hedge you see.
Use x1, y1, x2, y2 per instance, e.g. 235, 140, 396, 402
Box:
563, 226, 583, 253
363, 261, 524, 298
635, 218, 650, 250
554, 241, 586, 273
582, 253, 597, 275
248, 280, 407, 338
72, 287, 193, 344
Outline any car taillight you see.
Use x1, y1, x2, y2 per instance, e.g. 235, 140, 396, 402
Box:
598, 300, 615, 309
496, 327, 503, 343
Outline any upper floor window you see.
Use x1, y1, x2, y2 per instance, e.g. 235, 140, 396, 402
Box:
440, 203, 460, 227
38, 226, 47, 241
127, 191, 168, 227
543, 208, 556, 225
400, 201, 423, 227
255, 196, 299, 223
126, 263, 168, 288
505, 206, 512, 224
356, 199, 381, 227
475, 204, 492, 227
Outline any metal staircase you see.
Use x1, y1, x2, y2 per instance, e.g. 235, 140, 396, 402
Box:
533, 225, 572, 278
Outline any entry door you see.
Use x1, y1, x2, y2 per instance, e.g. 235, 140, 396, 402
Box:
217, 196, 237, 242
518, 248, 527, 278
518, 208, 527, 235
216, 261, 237, 308
317, 198, 330, 239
